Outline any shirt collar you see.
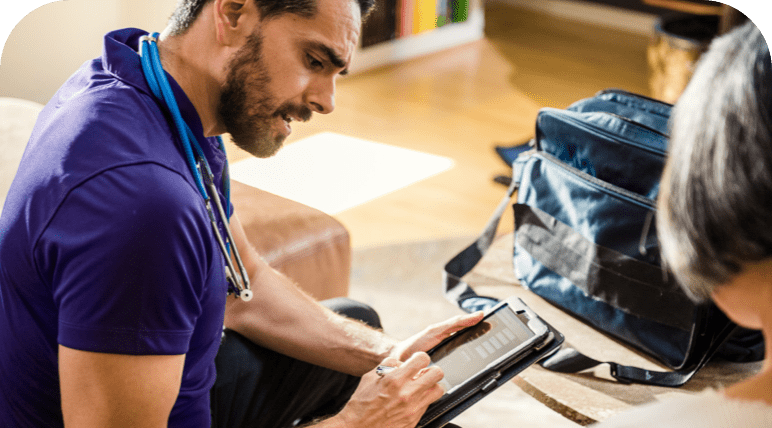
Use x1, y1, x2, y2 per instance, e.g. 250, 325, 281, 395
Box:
101, 28, 213, 152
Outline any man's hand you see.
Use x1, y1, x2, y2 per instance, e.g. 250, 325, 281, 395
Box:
389, 311, 485, 362
334, 353, 445, 428
323, 312, 483, 428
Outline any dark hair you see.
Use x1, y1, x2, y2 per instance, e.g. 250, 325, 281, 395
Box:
657, 20, 772, 301
167, 0, 376, 36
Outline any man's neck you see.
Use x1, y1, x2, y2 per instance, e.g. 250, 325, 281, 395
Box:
156, 27, 226, 138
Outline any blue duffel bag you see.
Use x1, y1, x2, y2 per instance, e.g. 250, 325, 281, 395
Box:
494, 89, 671, 182
445, 89, 763, 387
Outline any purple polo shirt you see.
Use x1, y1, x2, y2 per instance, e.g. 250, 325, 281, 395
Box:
0, 28, 228, 426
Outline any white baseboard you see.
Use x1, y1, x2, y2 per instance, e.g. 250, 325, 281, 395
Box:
350, 7, 485, 74
490, 0, 658, 36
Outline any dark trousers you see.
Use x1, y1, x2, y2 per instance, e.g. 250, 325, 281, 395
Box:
210, 298, 381, 428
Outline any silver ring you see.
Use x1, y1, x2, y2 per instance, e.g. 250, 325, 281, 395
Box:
375, 365, 396, 377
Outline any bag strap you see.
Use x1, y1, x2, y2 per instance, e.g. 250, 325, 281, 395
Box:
443, 177, 518, 313
442, 179, 737, 388
539, 321, 738, 387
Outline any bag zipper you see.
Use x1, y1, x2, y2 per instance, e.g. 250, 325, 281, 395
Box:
604, 111, 669, 139
541, 110, 668, 157
532, 151, 657, 209
596, 88, 674, 108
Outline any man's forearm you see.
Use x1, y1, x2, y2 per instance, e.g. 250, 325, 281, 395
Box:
225, 212, 398, 375
224, 259, 397, 375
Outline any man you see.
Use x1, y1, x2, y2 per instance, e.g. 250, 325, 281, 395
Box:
0, 0, 482, 426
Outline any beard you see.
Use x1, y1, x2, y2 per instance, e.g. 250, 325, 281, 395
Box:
218, 33, 312, 158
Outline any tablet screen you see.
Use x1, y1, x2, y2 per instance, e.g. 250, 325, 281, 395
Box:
429, 306, 535, 392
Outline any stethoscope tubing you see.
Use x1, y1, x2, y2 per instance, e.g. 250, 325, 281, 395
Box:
139, 33, 252, 301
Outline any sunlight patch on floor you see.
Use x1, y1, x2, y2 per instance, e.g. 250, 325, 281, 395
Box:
230, 132, 455, 215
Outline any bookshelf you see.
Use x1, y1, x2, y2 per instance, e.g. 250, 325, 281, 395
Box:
350, 0, 485, 74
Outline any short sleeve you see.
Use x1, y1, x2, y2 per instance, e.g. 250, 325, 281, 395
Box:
36, 163, 217, 355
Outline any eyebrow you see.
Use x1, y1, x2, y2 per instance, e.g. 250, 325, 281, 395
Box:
307, 41, 350, 75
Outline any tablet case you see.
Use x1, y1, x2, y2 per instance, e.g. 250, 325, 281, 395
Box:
417, 319, 564, 428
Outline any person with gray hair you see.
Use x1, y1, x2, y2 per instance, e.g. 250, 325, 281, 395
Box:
594, 19, 772, 427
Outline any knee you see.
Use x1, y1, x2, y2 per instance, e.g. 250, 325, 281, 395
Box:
322, 297, 382, 330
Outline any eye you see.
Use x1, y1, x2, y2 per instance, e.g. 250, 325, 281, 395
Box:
307, 54, 323, 70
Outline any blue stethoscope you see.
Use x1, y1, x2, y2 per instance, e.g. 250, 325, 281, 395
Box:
138, 33, 252, 301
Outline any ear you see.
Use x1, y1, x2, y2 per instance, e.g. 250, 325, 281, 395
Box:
212, 0, 260, 46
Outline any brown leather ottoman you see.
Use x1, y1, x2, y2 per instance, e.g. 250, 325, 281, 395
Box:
230, 179, 351, 300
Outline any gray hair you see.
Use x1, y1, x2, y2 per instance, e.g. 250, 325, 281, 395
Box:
657, 20, 772, 301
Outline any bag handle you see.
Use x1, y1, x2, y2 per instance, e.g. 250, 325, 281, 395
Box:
442, 179, 736, 388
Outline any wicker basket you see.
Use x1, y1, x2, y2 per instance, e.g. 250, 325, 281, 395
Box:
647, 14, 719, 103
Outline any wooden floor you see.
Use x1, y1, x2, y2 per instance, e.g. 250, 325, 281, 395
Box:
224, 1, 651, 249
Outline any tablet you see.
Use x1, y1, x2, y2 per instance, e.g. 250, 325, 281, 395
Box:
418, 297, 561, 428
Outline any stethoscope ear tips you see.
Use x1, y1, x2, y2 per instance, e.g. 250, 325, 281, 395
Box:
239, 289, 253, 302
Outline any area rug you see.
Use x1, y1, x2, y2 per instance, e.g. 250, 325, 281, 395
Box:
229, 132, 454, 214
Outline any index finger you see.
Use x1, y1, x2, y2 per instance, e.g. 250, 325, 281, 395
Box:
442, 311, 485, 336
392, 352, 431, 380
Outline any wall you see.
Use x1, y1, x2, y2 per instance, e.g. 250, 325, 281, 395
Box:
0, 0, 177, 105
1, 0, 485, 103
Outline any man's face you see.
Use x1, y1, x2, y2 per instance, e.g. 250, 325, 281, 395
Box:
218, 0, 362, 158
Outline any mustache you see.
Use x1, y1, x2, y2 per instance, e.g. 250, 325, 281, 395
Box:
275, 103, 313, 122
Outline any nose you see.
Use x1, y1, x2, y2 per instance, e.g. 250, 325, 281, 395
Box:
305, 74, 336, 115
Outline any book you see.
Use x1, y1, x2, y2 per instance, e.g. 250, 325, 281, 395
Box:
452, 0, 469, 23
413, 0, 436, 34
399, 0, 414, 37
